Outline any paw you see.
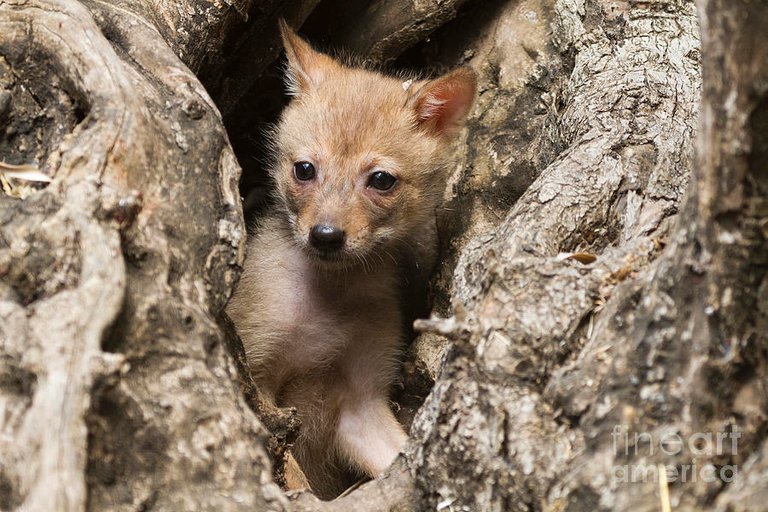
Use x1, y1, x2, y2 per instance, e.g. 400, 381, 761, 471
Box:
283, 450, 312, 492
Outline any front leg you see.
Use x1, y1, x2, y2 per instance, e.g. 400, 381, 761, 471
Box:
336, 396, 408, 476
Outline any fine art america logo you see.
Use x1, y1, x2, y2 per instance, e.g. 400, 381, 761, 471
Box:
611, 425, 740, 484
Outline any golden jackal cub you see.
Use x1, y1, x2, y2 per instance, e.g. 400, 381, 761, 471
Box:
227, 22, 476, 498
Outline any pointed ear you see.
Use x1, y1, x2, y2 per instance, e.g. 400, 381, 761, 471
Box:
410, 68, 477, 136
279, 19, 337, 95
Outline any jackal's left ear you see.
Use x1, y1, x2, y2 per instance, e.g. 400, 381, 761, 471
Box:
410, 68, 477, 136
279, 19, 337, 95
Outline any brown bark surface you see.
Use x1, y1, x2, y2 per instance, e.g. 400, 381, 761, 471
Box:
0, 0, 766, 511
0, 1, 276, 510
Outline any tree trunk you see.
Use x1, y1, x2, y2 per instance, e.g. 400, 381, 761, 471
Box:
0, 1, 276, 510
0, 1, 765, 511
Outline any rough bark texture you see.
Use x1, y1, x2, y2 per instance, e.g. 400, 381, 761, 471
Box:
407, 1, 702, 509
1, 0, 766, 511
0, 1, 279, 510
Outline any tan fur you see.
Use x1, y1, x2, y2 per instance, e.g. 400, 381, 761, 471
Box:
283, 451, 311, 491
226, 22, 476, 499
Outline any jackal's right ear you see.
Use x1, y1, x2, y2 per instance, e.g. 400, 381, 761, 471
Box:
279, 19, 336, 95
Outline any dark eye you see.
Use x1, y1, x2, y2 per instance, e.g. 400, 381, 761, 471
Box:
368, 171, 397, 191
294, 161, 316, 181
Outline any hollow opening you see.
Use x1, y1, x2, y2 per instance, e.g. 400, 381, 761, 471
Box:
0, 48, 88, 193
218, 0, 560, 500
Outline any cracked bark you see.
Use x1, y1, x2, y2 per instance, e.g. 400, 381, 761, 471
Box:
0, 0, 766, 511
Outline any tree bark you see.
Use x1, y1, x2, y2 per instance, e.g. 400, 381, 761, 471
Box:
1, 0, 766, 511
0, 1, 278, 510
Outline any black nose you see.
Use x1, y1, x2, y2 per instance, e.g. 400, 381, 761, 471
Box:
309, 224, 346, 251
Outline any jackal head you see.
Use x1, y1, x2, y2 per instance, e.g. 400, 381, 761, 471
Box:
270, 22, 476, 269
